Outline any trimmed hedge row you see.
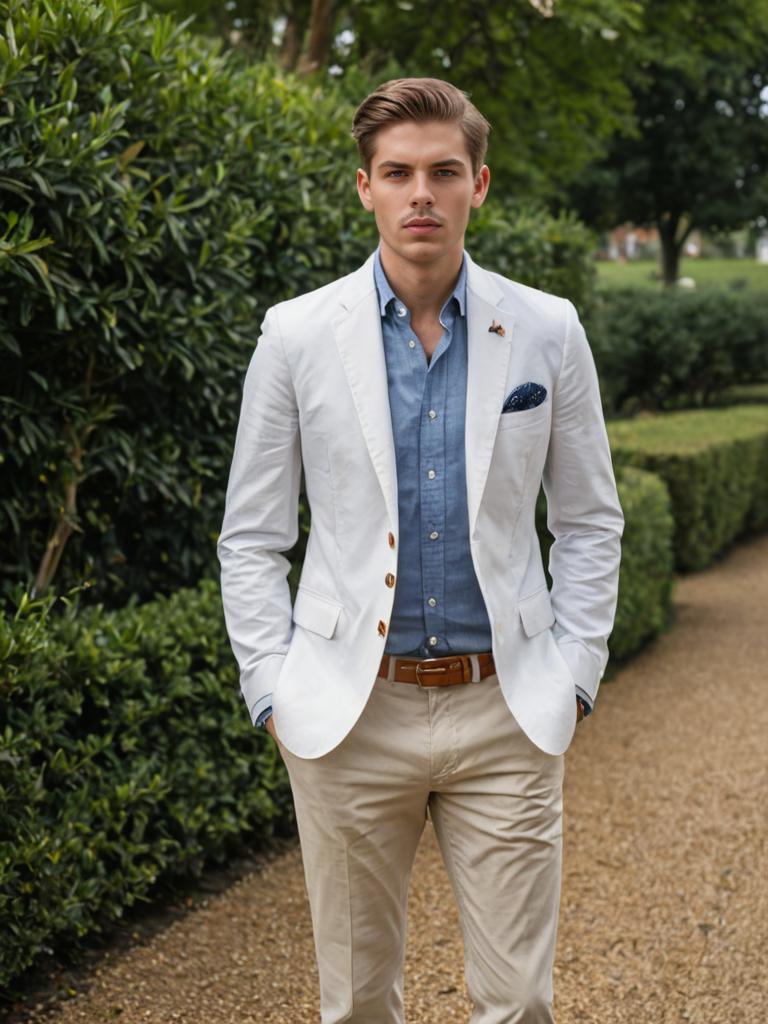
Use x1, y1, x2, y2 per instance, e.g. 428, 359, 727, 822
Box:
0, 580, 292, 987
0, 460, 674, 986
587, 288, 768, 415
608, 405, 768, 570
608, 467, 676, 660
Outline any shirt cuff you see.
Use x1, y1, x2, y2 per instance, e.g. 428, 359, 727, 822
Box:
575, 685, 593, 716
252, 694, 274, 727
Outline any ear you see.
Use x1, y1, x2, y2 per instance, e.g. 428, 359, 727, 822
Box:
357, 168, 374, 212
471, 164, 491, 209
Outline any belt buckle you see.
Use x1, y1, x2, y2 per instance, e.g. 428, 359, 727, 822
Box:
414, 656, 472, 686
414, 660, 447, 687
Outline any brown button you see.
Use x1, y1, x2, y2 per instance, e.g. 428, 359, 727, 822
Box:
385, 573, 395, 588
388, 532, 396, 549
377, 620, 387, 637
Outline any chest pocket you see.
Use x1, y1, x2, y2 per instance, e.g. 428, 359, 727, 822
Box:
497, 401, 550, 432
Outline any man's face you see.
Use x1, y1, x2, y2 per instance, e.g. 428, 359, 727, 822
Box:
356, 119, 490, 268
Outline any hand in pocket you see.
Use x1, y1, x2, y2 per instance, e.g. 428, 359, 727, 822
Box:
266, 713, 285, 754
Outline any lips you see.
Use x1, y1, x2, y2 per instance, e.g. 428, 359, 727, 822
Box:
404, 218, 441, 234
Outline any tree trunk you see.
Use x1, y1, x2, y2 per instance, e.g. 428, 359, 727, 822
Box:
32, 354, 97, 597
659, 227, 680, 286
31, 424, 88, 598
280, 12, 301, 70
297, 0, 335, 75
32, 477, 79, 599
658, 211, 695, 287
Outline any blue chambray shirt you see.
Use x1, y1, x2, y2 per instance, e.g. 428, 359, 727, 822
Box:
374, 248, 493, 658
254, 250, 592, 723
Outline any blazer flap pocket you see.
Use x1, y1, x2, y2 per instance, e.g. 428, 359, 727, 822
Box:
292, 587, 342, 639
518, 587, 555, 637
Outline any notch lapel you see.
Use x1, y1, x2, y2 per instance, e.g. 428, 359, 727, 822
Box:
332, 258, 399, 532
465, 256, 515, 536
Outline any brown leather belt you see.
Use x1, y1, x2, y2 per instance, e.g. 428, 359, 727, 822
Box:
378, 652, 495, 687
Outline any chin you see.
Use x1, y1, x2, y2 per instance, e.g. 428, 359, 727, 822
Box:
401, 238, 454, 260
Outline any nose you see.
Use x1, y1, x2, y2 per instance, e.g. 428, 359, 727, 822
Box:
409, 172, 435, 207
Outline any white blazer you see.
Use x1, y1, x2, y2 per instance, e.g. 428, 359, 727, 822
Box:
217, 252, 624, 758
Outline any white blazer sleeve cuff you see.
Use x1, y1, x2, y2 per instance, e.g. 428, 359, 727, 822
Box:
241, 654, 285, 726
553, 629, 606, 706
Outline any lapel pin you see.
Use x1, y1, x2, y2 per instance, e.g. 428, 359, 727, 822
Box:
488, 320, 505, 337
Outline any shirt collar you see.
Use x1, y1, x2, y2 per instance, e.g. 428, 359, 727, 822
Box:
373, 247, 467, 318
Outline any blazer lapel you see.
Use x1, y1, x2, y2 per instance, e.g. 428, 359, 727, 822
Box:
465, 255, 515, 536
332, 256, 399, 532
331, 252, 514, 539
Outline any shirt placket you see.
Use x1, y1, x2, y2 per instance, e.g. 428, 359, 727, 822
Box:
419, 309, 453, 655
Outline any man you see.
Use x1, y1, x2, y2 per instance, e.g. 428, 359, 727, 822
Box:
218, 78, 623, 1023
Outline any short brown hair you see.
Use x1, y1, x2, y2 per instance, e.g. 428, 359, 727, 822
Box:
352, 78, 491, 176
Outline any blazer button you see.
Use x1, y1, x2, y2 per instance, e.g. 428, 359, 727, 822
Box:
388, 532, 396, 549
385, 573, 395, 588
377, 620, 387, 637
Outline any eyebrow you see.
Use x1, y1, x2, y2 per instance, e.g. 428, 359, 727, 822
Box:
376, 158, 466, 170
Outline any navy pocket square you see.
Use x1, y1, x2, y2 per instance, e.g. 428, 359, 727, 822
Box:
502, 382, 547, 413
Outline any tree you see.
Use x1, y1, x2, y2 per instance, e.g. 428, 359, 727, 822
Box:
147, 0, 643, 199
568, 2, 768, 284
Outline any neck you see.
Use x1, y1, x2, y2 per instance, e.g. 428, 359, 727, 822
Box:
379, 242, 464, 320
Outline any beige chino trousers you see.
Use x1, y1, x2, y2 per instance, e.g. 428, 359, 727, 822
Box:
279, 670, 565, 1024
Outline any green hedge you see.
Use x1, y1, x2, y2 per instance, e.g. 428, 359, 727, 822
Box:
538, 465, 675, 663
608, 405, 768, 570
587, 288, 768, 414
2, 458, 677, 986
467, 202, 598, 317
608, 467, 675, 660
0, 0, 599, 609
0, 0, 372, 606
0, 580, 292, 987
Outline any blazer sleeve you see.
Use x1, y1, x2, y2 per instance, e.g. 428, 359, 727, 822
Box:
541, 300, 624, 705
217, 307, 301, 724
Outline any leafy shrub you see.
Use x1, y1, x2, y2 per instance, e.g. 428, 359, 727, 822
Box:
0, 0, 372, 606
1, 450, 681, 987
467, 202, 598, 316
0, 0, 596, 609
538, 465, 675, 663
608, 405, 768, 570
0, 579, 293, 986
588, 287, 768, 414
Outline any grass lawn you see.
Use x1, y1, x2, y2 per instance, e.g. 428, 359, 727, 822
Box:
608, 405, 768, 454
596, 257, 768, 292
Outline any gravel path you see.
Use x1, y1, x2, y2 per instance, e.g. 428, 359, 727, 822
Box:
19, 535, 768, 1023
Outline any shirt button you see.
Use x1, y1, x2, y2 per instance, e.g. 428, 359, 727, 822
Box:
385, 573, 395, 587
408, 339, 416, 349
428, 409, 437, 419
396, 306, 407, 317
427, 597, 437, 607
377, 620, 387, 637
388, 532, 396, 548
428, 635, 438, 646
429, 530, 439, 540
427, 469, 436, 480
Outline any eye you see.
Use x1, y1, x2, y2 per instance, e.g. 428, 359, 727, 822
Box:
435, 169, 457, 176
385, 170, 407, 178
